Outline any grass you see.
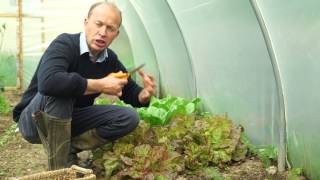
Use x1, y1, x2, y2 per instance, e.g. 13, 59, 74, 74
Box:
0, 93, 11, 115
0, 93, 15, 148
0, 123, 17, 148
288, 168, 304, 180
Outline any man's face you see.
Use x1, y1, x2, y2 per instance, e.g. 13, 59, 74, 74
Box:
84, 4, 121, 56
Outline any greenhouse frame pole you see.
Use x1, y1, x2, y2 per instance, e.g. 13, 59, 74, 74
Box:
41, 0, 45, 52
249, 0, 287, 172
17, 0, 23, 90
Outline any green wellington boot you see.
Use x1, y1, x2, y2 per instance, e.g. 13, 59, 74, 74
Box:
68, 129, 109, 166
72, 129, 108, 150
32, 111, 71, 170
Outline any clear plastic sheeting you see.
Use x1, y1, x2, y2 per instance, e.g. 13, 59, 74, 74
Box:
0, 0, 16, 14
21, 0, 102, 87
168, 0, 280, 146
110, 0, 160, 95
1, 0, 127, 87
0, 1, 18, 86
111, 0, 319, 178
0, 19, 16, 86
112, 0, 196, 98
1, 0, 320, 179
256, 0, 320, 179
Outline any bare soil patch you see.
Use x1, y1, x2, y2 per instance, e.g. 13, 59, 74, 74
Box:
0, 90, 46, 178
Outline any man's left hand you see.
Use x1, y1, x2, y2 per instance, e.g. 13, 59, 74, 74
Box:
138, 70, 156, 104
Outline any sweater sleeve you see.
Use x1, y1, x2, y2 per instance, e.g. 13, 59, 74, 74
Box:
37, 34, 87, 97
121, 76, 145, 107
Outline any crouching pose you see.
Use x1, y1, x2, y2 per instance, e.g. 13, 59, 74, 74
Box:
13, 2, 156, 170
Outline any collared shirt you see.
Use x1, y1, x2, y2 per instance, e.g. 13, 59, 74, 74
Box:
79, 32, 108, 63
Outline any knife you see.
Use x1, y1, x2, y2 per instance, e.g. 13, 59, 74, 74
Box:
111, 63, 145, 79
128, 63, 145, 75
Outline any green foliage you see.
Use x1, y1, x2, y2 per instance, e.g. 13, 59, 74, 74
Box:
288, 168, 303, 180
95, 97, 112, 105
0, 93, 11, 115
95, 96, 201, 126
93, 96, 278, 178
203, 167, 224, 180
0, 124, 17, 148
241, 134, 278, 167
256, 145, 277, 167
0, 92, 14, 148
0, 23, 6, 32
138, 96, 201, 125
240, 133, 257, 153
93, 111, 248, 179
0, 23, 6, 51
0, 76, 4, 92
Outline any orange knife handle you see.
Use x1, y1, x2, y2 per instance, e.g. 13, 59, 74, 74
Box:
110, 72, 130, 79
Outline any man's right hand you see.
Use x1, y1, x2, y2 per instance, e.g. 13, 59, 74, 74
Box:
101, 72, 128, 96
85, 72, 128, 96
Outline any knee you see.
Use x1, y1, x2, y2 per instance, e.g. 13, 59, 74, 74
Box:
18, 126, 41, 144
44, 96, 74, 118
125, 107, 139, 131
95, 106, 140, 141
18, 114, 41, 144
22, 133, 41, 144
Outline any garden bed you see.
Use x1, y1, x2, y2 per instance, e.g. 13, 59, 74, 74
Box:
0, 90, 306, 179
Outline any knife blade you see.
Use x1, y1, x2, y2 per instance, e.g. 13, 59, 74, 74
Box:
111, 63, 145, 79
128, 63, 145, 75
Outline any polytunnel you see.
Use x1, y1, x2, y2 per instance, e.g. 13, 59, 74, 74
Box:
0, 0, 319, 179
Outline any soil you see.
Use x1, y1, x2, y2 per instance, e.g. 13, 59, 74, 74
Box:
0, 90, 305, 180
0, 90, 46, 178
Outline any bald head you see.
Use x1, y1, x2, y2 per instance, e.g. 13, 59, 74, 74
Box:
84, 1, 122, 56
87, 2, 122, 26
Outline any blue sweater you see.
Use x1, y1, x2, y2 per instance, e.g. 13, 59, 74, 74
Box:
13, 33, 143, 122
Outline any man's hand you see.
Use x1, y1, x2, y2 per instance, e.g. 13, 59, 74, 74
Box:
86, 71, 128, 96
101, 73, 128, 96
138, 70, 156, 104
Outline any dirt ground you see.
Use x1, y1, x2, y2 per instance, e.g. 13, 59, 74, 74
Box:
0, 90, 46, 178
0, 90, 304, 179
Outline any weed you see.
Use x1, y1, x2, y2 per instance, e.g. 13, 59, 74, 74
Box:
0, 123, 17, 148
0, 23, 6, 51
0, 93, 11, 114
288, 168, 303, 180
241, 134, 278, 167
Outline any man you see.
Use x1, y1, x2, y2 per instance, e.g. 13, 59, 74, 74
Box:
12, 2, 156, 170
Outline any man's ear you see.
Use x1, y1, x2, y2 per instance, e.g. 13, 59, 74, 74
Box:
84, 18, 88, 25
115, 29, 120, 37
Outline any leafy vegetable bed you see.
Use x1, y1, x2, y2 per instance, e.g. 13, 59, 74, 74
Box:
93, 96, 252, 179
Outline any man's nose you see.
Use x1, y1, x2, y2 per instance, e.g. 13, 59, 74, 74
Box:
98, 26, 107, 36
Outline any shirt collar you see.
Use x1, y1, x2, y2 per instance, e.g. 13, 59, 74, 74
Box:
80, 32, 108, 63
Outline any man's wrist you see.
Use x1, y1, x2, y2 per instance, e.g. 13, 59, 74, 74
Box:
138, 89, 151, 105
85, 79, 102, 95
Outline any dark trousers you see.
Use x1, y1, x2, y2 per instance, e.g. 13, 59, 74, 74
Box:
18, 93, 139, 144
